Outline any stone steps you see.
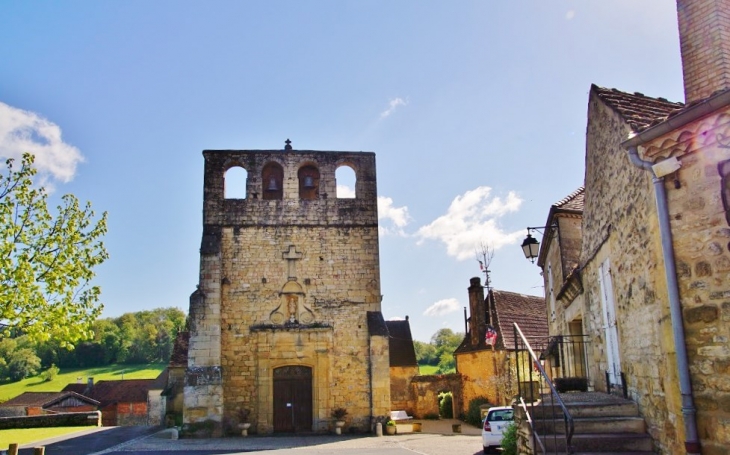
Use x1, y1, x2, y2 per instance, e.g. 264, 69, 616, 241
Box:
528, 393, 654, 453
534, 415, 645, 434
543, 433, 654, 453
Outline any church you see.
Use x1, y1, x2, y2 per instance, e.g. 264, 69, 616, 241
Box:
182, 142, 391, 435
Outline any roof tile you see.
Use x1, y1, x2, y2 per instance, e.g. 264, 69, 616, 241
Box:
592, 84, 684, 132
385, 319, 418, 367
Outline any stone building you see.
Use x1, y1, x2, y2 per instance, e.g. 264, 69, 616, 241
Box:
538, 0, 730, 452
183, 144, 390, 435
386, 318, 419, 413
455, 278, 547, 409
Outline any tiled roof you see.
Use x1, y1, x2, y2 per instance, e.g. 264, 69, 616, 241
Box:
0, 391, 98, 408
554, 187, 584, 213
169, 331, 190, 367
592, 84, 684, 132
62, 384, 87, 394
491, 290, 548, 350
367, 311, 389, 337
64, 379, 154, 407
385, 319, 418, 367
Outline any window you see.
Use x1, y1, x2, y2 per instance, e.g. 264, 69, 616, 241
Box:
335, 165, 356, 199
224, 166, 247, 199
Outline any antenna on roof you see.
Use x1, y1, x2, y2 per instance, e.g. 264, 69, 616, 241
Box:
476, 242, 494, 292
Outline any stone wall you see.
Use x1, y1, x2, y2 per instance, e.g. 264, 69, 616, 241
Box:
370, 334, 391, 424
581, 91, 681, 453
116, 402, 148, 426
639, 105, 730, 454
390, 365, 418, 413
410, 374, 463, 419
456, 349, 508, 408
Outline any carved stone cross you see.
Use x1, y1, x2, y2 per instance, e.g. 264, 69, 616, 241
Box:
282, 245, 303, 280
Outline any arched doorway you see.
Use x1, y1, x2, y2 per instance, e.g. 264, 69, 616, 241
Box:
273, 365, 313, 432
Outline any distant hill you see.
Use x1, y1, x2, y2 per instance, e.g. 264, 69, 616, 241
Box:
0, 363, 166, 403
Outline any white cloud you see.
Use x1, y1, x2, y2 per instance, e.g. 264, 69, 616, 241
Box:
387, 316, 406, 321
378, 195, 411, 236
424, 298, 460, 317
415, 186, 524, 260
336, 184, 356, 198
0, 102, 83, 185
380, 97, 407, 118
566, 10, 576, 20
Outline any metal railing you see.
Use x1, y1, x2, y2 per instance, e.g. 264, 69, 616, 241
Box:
544, 334, 589, 380
513, 323, 574, 454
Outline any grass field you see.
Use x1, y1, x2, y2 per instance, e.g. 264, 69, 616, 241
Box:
0, 427, 97, 451
0, 363, 166, 403
418, 364, 439, 375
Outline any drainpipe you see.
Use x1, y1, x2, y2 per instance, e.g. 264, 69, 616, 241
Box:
627, 146, 700, 454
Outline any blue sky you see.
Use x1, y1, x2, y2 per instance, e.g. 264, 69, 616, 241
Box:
0, 1, 684, 342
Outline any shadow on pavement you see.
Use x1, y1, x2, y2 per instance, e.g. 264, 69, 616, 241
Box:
18, 426, 159, 455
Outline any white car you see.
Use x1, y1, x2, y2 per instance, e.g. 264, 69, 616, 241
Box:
482, 406, 514, 454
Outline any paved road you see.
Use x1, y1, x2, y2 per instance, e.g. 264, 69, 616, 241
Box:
17, 426, 158, 455
17, 422, 485, 455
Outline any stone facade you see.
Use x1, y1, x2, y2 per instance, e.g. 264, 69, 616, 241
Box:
184, 147, 389, 435
457, 349, 508, 407
543, 87, 730, 453
579, 90, 681, 451
633, 104, 730, 454
389, 365, 419, 413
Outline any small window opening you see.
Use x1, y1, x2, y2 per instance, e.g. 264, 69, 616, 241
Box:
336, 165, 356, 199
224, 166, 248, 199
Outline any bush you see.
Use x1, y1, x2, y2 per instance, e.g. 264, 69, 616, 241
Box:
42, 364, 60, 382
439, 392, 453, 418
465, 396, 491, 427
500, 422, 517, 455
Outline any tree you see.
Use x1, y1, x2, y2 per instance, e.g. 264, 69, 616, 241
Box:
414, 340, 438, 365
0, 336, 41, 380
0, 154, 108, 348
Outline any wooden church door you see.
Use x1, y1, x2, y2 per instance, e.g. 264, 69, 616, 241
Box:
273, 366, 313, 432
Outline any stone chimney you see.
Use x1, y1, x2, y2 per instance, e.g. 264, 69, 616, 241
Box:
677, 0, 730, 103
468, 277, 485, 346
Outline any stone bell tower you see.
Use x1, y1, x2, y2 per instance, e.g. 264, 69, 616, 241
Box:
183, 141, 390, 435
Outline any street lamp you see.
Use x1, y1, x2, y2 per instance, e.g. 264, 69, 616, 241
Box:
520, 225, 557, 263
521, 232, 540, 263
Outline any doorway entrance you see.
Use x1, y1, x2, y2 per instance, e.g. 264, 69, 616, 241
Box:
273, 365, 313, 432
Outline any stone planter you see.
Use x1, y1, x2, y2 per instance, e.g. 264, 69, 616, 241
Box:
238, 423, 251, 437
385, 425, 396, 435
334, 420, 345, 435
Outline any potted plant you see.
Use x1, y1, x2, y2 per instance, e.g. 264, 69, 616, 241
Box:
331, 407, 348, 434
385, 419, 397, 435
236, 408, 251, 436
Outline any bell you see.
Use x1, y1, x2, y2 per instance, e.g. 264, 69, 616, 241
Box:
267, 177, 279, 191
303, 175, 314, 188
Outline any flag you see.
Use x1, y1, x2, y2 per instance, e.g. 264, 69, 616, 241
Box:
479, 260, 484, 271
485, 326, 497, 346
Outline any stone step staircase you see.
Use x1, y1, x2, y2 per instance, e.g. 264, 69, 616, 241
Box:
529, 393, 654, 454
